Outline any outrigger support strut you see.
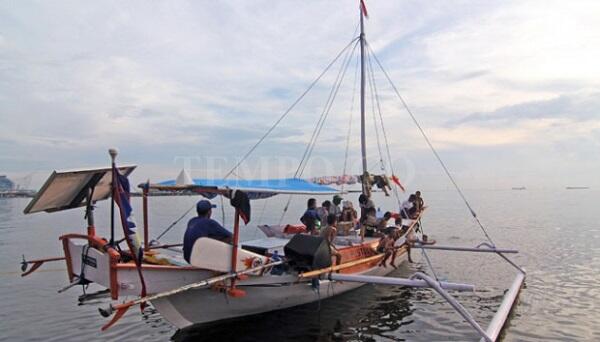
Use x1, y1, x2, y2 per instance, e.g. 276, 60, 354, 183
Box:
413, 243, 519, 254
411, 242, 527, 342
20, 255, 65, 277
329, 273, 474, 291
330, 269, 524, 342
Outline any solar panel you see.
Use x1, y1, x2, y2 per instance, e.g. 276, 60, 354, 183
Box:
23, 165, 136, 214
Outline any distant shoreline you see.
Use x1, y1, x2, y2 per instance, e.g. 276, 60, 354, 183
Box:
0, 190, 36, 198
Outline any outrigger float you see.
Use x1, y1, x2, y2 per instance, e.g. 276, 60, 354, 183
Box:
20, 2, 525, 341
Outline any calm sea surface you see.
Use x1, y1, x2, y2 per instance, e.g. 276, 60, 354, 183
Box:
1, 189, 599, 341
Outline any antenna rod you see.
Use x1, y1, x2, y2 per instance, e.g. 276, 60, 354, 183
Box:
359, 1, 368, 196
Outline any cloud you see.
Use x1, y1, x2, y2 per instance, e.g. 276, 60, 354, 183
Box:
1, 1, 600, 188
447, 93, 600, 127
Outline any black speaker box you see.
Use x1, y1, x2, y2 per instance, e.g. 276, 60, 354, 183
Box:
284, 234, 332, 271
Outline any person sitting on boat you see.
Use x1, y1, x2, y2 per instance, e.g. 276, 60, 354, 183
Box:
415, 190, 425, 212
362, 207, 379, 237
404, 221, 418, 263
330, 195, 343, 219
337, 200, 357, 235
358, 194, 375, 223
376, 211, 393, 232
183, 200, 232, 263
340, 200, 358, 222
393, 217, 406, 235
300, 198, 321, 235
320, 213, 342, 267
400, 194, 418, 219
376, 231, 397, 268
316, 200, 331, 224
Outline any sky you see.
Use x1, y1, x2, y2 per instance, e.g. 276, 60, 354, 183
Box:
1, 0, 599, 190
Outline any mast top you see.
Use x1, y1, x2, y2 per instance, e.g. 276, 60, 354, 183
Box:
109, 148, 118, 162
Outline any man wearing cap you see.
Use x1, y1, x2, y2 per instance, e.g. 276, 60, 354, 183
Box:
183, 200, 232, 263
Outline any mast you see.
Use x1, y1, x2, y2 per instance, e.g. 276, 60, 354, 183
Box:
359, 2, 369, 197
109, 148, 117, 246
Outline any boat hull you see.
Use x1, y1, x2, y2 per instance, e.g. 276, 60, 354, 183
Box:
152, 249, 408, 329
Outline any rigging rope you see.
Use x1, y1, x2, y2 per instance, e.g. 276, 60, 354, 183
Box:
297, 40, 360, 177
420, 247, 440, 282
366, 53, 386, 172
223, 37, 360, 180
278, 39, 360, 224
154, 202, 196, 242
341, 51, 361, 192
366, 43, 496, 247
366, 46, 402, 207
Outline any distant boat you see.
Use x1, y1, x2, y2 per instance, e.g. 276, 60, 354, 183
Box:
566, 186, 590, 190
511, 187, 526, 190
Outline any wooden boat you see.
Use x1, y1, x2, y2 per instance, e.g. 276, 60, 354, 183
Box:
21, 163, 425, 326
20, 2, 525, 341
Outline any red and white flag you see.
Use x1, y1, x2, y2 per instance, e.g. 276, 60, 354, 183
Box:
360, 0, 369, 19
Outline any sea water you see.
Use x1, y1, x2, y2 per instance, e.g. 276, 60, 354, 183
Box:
1, 189, 598, 341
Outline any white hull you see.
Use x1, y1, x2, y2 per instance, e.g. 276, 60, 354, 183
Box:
152, 251, 408, 329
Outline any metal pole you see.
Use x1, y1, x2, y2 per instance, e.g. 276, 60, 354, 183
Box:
86, 187, 96, 237
481, 272, 525, 342
411, 272, 492, 341
329, 273, 475, 292
142, 184, 149, 250
228, 208, 245, 297
109, 148, 118, 246
413, 244, 519, 254
359, 3, 368, 196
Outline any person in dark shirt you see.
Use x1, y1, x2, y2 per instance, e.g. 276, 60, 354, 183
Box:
183, 200, 232, 263
301, 198, 321, 234
358, 194, 375, 223
376, 211, 393, 231
363, 207, 378, 237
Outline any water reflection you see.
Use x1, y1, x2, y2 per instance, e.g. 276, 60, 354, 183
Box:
173, 274, 417, 342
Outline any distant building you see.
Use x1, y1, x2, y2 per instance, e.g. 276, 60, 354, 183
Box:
0, 175, 15, 191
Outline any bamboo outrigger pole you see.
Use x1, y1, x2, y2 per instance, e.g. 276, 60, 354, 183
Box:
299, 253, 384, 279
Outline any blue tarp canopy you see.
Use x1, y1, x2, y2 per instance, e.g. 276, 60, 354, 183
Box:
157, 178, 339, 199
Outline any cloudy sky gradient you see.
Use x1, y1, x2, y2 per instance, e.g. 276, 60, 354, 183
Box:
1, 0, 599, 189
